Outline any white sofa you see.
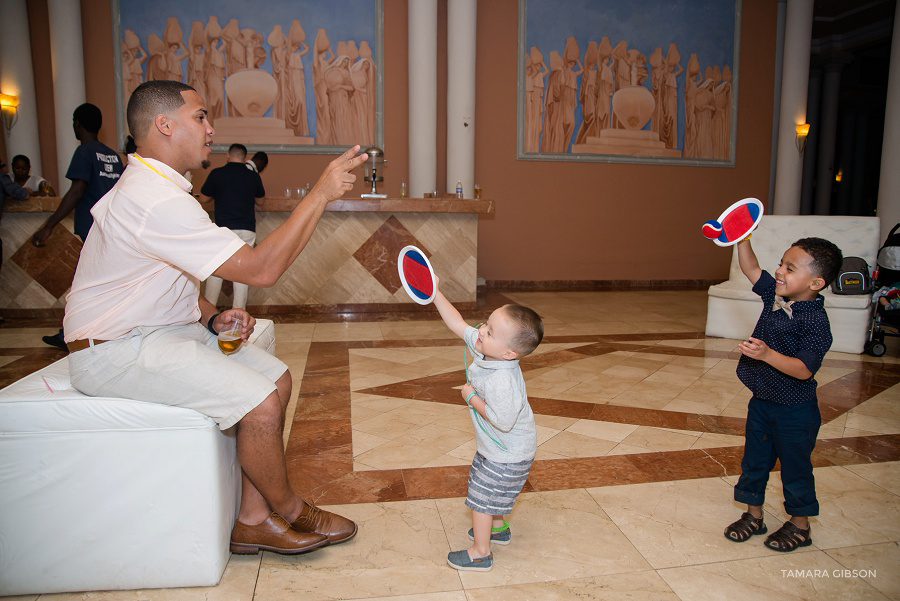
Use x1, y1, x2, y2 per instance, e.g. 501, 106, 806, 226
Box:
706, 216, 879, 354
0, 319, 276, 596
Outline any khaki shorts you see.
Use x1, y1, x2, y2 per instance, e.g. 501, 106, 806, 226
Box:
68, 322, 288, 429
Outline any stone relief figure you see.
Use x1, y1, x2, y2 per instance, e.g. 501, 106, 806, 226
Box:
711, 65, 729, 159
164, 18, 187, 82
683, 53, 701, 158
694, 77, 716, 158
596, 37, 613, 132
223, 19, 245, 75
122, 29, 146, 101
187, 22, 207, 104
630, 49, 648, 86
241, 28, 266, 69
649, 47, 664, 135
525, 54, 536, 151
223, 20, 246, 115
526, 46, 547, 153
575, 40, 599, 145
285, 20, 310, 136
661, 43, 682, 149
205, 17, 226, 119
146, 34, 168, 81
313, 28, 335, 144
561, 37, 583, 152
541, 51, 565, 153
122, 42, 134, 101
268, 25, 289, 120
325, 53, 355, 145
611, 40, 630, 128
351, 40, 376, 144
716, 65, 733, 159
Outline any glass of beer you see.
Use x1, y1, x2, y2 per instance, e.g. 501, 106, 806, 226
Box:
217, 318, 243, 355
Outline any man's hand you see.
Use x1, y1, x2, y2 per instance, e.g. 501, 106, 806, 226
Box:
32, 225, 53, 248
739, 337, 770, 361
309, 145, 368, 202
213, 308, 256, 342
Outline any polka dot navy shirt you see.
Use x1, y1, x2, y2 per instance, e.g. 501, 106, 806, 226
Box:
736, 270, 832, 405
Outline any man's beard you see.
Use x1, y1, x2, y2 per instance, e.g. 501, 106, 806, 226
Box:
201, 160, 211, 169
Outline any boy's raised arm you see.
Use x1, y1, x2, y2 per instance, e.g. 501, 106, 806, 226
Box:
737, 238, 762, 285
434, 288, 469, 339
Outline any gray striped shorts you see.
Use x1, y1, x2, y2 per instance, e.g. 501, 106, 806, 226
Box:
465, 452, 533, 515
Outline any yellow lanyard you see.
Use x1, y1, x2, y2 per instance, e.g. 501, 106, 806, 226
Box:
133, 153, 180, 187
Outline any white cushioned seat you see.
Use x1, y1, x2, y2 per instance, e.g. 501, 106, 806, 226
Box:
706, 216, 879, 354
0, 319, 276, 596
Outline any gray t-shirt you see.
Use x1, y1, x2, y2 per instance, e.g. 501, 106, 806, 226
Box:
463, 326, 537, 463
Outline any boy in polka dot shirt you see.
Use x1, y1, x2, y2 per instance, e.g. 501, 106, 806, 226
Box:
724, 236, 843, 552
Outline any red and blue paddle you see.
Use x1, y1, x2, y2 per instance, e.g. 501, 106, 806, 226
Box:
398, 245, 437, 305
701, 198, 764, 247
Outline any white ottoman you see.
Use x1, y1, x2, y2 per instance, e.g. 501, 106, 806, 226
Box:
0, 319, 276, 596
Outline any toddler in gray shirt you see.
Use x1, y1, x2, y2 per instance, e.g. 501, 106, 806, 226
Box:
433, 282, 542, 572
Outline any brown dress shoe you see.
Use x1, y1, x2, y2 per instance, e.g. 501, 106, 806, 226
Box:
230, 512, 329, 555
291, 501, 358, 545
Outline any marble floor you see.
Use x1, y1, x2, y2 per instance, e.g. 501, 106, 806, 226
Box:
2, 289, 899, 600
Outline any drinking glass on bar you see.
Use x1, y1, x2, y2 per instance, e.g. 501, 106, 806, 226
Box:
217, 318, 244, 355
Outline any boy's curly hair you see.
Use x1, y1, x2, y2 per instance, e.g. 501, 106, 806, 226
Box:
792, 237, 843, 287
502, 304, 544, 357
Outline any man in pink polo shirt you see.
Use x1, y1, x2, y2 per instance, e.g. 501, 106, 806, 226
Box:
64, 80, 367, 555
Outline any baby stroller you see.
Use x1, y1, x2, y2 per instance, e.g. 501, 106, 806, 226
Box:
865, 224, 900, 356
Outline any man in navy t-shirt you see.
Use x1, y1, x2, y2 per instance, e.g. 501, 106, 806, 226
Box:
199, 143, 265, 309
32, 103, 123, 244
31, 103, 124, 349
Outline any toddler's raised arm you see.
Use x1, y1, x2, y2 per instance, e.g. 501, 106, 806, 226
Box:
433, 283, 468, 339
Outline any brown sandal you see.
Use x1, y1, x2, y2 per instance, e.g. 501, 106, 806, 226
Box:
764, 521, 812, 552
724, 512, 767, 542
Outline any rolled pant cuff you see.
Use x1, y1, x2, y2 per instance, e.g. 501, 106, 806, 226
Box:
784, 502, 819, 517
734, 488, 765, 506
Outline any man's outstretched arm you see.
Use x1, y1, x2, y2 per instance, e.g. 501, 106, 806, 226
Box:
213, 146, 367, 287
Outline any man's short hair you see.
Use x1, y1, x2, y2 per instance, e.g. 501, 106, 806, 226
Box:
11, 155, 29, 166
792, 237, 844, 287
73, 103, 103, 134
228, 143, 248, 158
127, 80, 194, 142
252, 151, 268, 166
502, 304, 544, 357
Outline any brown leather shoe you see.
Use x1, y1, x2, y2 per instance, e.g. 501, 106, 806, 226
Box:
291, 501, 358, 545
230, 512, 329, 555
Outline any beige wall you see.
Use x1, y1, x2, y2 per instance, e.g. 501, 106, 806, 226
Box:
37, 0, 777, 283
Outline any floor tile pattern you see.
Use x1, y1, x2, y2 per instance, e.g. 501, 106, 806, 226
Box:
2, 289, 898, 600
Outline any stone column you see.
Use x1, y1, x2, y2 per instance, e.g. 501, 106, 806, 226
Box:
408, 0, 438, 198
878, 12, 900, 242
446, 0, 476, 197
813, 60, 846, 215
48, 0, 86, 191
0, 0, 43, 178
767, 0, 787, 211
772, 0, 813, 215
799, 67, 821, 215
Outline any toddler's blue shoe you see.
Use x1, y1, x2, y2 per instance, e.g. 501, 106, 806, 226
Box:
467, 524, 511, 545
447, 549, 493, 572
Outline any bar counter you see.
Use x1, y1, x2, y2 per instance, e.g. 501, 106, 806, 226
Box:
1, 196, 493, 311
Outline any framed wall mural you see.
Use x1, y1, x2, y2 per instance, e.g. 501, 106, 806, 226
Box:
112, 0, 383, 153
518, 0, 740, 166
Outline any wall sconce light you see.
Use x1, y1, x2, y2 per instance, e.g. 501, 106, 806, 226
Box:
0, 93, 19, 134
795, 123, 810, 154
835, 168, 843, 183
